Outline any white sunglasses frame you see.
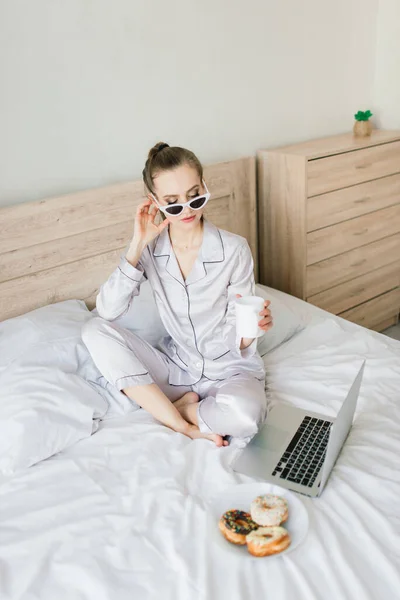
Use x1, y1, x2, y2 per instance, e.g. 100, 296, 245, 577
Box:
149, 180, 211, 217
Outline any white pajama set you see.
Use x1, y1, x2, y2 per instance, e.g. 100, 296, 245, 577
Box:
82, 219, 267, 439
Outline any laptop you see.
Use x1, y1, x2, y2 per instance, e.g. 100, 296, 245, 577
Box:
232, 360, 365, 497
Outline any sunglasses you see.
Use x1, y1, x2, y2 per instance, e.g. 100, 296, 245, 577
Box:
150, 180, 211, 217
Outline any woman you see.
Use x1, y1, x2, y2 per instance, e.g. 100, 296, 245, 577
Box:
82, 143, 273, 447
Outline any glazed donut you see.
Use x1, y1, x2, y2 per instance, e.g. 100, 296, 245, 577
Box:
250, 494, 289, 527
246, 526, 291, 557
219, 509, 259, 545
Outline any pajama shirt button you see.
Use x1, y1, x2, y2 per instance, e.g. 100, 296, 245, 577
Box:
196, 361, 202, 368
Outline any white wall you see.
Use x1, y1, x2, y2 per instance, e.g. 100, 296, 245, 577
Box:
373, 0, 400, 129
0, 0, 379, 206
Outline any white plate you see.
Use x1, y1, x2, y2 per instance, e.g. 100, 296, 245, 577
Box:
208, 482, 309, 558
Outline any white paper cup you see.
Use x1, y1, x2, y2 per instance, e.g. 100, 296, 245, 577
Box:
235, 296, 265, 338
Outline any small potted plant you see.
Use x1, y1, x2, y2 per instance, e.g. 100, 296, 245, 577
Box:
353, 110, 373, 137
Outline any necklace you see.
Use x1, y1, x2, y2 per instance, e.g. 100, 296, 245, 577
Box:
172, 240, 202, 252
169, 226, 203, 252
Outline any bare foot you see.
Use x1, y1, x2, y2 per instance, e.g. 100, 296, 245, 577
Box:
180, 423, 229, 447
175, 392, 200, 426
174, 394, 229, 447
174, 391, 199, 410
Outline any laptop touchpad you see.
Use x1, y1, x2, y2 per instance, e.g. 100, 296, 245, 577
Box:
252, 424, 292, 451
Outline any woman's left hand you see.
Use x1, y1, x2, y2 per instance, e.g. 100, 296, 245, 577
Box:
235, 295, 273, 350
235, 294, 273, 332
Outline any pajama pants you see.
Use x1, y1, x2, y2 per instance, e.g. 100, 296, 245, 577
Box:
82, 317, 267, 439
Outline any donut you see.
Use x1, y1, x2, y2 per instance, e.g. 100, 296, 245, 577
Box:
219, 509, 259, 545
246, 526, 291, 557
250, 494, 289, 527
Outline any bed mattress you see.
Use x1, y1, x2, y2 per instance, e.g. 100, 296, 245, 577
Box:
0, 293, 399, 600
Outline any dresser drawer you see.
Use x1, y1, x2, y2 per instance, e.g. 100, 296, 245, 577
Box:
307, 173, 400, 232
338, 288, 400, 330
306, 233, 400, 296
370, 314, 399, 332
307, 141, 400, 197
307, 203, 400, 265
307, 261, 400, 314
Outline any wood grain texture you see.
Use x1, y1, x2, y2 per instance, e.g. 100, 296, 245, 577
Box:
257, 151, 307, 297
257, 130, 400, 331
0, 250, 121, 321
307, 204, 400, 265
307, 173, 400, 232
306, 233, 400, 296
0, 181, 143, 255
307, 140, 400, 197
272, 129, 400, 159
307, 261, 400, 314
0, 222, 131, 284
231, 156, 258, 279
338, 288, 400, 330
370, 314, 398, 332
204, 157, 258, 277
0, 157, 257, 321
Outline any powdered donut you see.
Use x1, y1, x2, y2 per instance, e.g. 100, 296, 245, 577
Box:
246, 526, 291, 557
250, 494, 289, 527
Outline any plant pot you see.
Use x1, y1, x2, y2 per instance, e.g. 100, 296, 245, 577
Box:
353, 120, 372, 137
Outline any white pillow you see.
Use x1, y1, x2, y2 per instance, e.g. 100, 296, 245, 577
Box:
255, 284, 304, 355
0, 300, 107, 477
0, 299, 92, 374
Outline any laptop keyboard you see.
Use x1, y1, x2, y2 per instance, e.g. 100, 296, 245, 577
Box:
272, 416, 332, 488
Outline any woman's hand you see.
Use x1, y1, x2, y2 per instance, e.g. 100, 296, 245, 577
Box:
235, 294, 273, 349
133, 199, 169, 248
126, 199, 169, 265
257, 299, 273, 332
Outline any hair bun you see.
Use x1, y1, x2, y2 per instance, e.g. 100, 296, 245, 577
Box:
148, 142, 170, 161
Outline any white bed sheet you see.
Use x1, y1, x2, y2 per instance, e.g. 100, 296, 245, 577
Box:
0, 294, 399, 600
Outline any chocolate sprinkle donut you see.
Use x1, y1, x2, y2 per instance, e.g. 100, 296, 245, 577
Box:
222, 510, 259, 535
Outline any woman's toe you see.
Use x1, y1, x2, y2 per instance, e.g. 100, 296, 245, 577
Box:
209, 434, 224, 447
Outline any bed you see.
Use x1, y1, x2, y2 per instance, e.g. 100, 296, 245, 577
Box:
0, 159, 399, 600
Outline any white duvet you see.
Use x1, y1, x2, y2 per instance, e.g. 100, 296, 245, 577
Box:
0, 301, 399, 600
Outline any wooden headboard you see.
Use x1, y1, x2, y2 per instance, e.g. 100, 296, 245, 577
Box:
0, 157, 257, 321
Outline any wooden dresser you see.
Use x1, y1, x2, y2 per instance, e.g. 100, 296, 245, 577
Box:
257, 130, 400, 331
